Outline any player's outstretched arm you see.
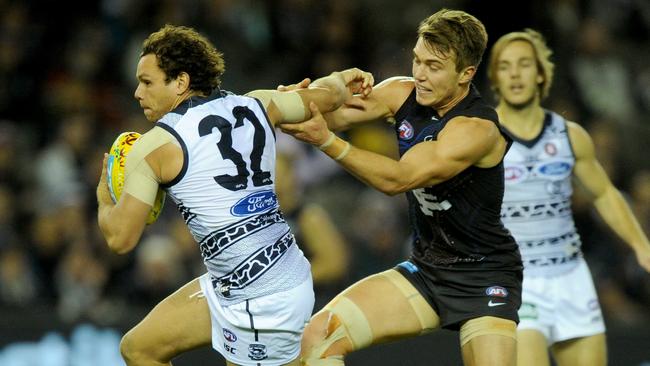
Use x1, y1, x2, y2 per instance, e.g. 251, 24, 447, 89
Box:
246, 68, 374, 127
280, 103, 504, 195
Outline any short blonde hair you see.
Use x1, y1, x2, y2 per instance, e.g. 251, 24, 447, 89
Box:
487, 29, 555, 100
418, 9, 488, 72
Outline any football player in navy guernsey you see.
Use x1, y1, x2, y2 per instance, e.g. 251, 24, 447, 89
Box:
279, 9, 523, 366
95, 24, 373, 366
488, 29, 650, 366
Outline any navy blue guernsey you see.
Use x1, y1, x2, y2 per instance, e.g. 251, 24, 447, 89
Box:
394, 85, 522, 271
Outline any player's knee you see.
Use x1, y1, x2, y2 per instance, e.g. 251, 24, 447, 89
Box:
119, 329, 167, 364
301, 312, 330, 352
301, 311, 351, 365
119, 331, 140, 363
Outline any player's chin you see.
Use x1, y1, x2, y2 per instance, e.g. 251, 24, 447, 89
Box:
142, 110, 158, 122
415, 93, 435, 107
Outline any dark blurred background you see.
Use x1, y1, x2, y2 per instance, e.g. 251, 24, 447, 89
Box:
0, 0, 649, 365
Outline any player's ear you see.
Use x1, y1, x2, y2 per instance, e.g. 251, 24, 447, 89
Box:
459, 66, 476, 84
175, 72, 191, 94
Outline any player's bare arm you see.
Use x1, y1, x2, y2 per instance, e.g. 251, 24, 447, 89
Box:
97, 128, 181, 254
323, 76, 415, 131
246, 68, 374, 127
280, 104, 504, 195
569, 121, 650, 271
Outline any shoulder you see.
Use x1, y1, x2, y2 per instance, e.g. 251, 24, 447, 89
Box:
372, 77, 415, 114
566, 120, 594, 159
446, 116, 499, 134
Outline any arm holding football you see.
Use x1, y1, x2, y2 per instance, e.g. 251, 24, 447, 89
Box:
97, 153, 153, 254
97, 130, 168, 254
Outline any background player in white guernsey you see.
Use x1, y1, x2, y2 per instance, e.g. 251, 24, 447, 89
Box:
95, 25, 373, 366
488, 29, 650, 366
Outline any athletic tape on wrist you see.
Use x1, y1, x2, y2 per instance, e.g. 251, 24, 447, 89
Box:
334, 142, 350, 161
319, 131, 336, 150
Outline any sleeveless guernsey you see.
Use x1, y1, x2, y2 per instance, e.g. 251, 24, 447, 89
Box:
501, 111, 580, 277
394, 85, 522, 271
157, 91, 311, 305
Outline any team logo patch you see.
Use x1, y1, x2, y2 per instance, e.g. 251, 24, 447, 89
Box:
248, 343, 268, 361
544, 142, 557, 156
485, 286, 509, 297
230, 190, 278, 216
398, 120, 414, 140
223, 328, 237, 342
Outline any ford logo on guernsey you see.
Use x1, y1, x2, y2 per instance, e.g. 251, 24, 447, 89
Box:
223, 328, 237, 342
538, 161, 571, 175
485, 286, 509, 297
231, 190, 278, 216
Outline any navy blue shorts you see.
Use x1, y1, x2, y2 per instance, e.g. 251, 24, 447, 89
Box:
394, 260, 522, 330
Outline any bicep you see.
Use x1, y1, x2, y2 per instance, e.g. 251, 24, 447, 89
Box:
398, 119, 498, 188
569, 121, 612, 198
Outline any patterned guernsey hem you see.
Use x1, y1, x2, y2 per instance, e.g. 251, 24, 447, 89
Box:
199, 209, 285, 260
210, 229, 295, 297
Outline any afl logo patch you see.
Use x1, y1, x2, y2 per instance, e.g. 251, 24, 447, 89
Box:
230, 190, 278, 216
486, 286, 509, 297
398, 120, 414, 140
223, 328, 237, 342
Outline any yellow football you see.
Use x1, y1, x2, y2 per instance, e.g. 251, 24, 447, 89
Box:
107, 131, 166, 225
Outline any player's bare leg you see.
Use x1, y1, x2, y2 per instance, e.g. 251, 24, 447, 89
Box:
551, 333, 606, 366
300, 269, 440, 365
460, 317, 517, 366
516, 329, 550, 366
120, 277, 211, 365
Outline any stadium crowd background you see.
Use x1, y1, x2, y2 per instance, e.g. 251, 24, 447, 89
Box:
0, 0, 649, 364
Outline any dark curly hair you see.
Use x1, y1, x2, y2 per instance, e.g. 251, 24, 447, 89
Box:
142, 24, 225, 95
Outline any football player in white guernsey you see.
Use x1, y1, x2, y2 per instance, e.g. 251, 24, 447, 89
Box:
96, 25, 373, 366
488, 29, 650, 366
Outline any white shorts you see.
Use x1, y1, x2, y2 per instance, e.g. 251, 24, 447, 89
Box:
518, 258, 605, 344
199, 273, 315, 365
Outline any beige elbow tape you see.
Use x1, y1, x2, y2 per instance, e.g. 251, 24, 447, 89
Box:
123, 127, 174, 205
246, 89, 306, 123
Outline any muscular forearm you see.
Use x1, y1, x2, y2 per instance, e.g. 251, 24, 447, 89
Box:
97, 190, 138, 255
309, 72, 348, 112
321, 136, 425, 195
594, 186, 650, 252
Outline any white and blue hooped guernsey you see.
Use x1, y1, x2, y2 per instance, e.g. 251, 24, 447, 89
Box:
157, 91, 311, 305
501, 110, 581, 277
